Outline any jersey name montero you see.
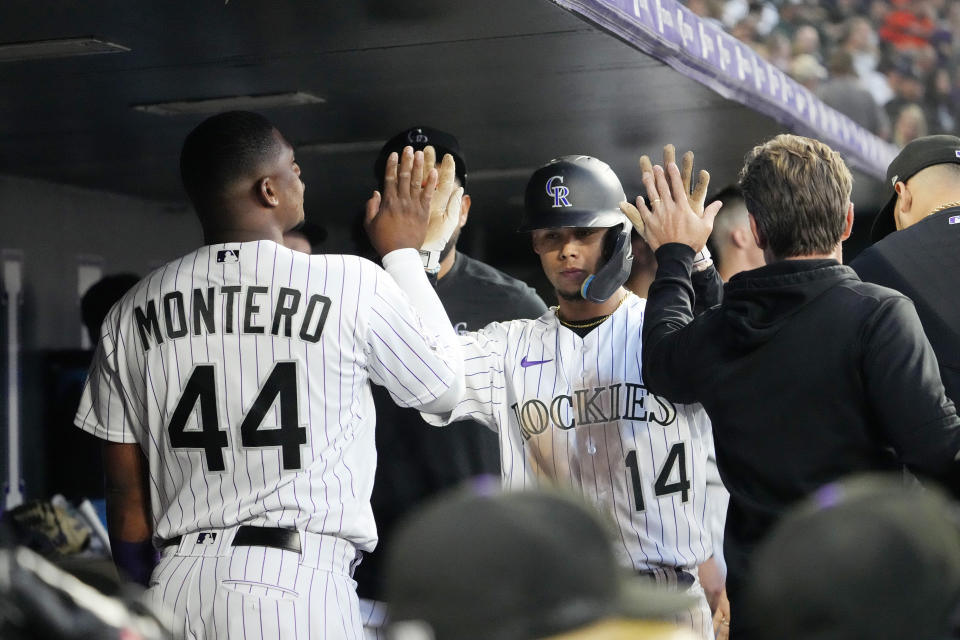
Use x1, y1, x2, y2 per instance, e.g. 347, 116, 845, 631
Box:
133, 284, 331, 350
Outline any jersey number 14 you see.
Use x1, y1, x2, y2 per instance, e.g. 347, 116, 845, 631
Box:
167, 362, 306, 472
625, 443, 690, 512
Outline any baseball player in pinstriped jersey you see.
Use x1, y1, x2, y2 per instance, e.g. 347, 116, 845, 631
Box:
74, 111, 465, 639
420, 156, 720, 639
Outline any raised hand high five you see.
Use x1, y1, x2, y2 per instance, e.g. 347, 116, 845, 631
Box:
365, 146, 439, 257
620, 158, 722, 253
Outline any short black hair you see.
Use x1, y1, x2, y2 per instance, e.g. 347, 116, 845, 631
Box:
708, 184, 744, 206
179, 111, 282, 213
81, 274, 140, 343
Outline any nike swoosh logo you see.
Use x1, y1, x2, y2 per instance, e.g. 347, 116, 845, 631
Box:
520, 356, 553, 368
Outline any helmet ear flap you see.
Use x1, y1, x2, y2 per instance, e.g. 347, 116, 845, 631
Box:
581, 223, 633, 303
602, 224, 623, 261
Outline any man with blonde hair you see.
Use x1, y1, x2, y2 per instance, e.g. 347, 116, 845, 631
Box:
620, 133, 960, 637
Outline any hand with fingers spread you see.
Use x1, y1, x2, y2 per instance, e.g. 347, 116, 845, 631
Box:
419, 146, 464, 273
621, 144, 711, 235
365, 146, 439, 257
620, 161, 722, 253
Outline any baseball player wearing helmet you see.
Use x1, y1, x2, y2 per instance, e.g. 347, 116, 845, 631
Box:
419, 155, 721, 639
73, 111, 464, 639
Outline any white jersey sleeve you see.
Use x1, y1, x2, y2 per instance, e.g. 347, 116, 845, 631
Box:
75, 316, 143, 444
420, 319, 514, 432
363, 260, 460, 410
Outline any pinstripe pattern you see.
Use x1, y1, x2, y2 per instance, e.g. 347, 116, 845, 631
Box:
423, 294, 715, 639
148, 530, 363, 639
76, 240, 459, 638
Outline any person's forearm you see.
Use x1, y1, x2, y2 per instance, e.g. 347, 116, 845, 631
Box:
382, 248, 464, 412
105, 491, 156, 587
691, 261, 723, 314
641, 244, 699, 401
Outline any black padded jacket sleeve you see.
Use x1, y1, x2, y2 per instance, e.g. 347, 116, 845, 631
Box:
692, 264, 723, 314
641, 243, 701, 404
861, 294, 960, 494
863, 296, 960, 495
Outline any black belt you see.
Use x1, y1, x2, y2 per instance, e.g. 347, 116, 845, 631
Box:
162, 526, 301, 553
637, 566, 696, 591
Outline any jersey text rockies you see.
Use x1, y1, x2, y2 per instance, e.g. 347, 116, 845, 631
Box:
510, 383, 677, 441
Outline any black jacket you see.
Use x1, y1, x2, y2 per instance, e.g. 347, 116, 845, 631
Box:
642, 243, 960, 593
851, 206, 960, 408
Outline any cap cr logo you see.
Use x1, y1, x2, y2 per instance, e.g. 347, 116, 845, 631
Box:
545, 175, 572, 208
407, 128, 429, 144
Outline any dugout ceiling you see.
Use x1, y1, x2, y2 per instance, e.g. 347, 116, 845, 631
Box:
0, 0, 883, 256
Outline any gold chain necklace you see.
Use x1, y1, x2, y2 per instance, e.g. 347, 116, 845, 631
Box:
556, 292, 631, 329
929, 200, 960, 215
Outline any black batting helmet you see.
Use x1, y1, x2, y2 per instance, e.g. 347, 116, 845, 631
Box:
520, 155, 633, 303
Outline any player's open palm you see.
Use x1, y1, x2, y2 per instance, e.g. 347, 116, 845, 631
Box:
620, 162, 721, 252
365, 146, 438, 257
420, 146, 463, 255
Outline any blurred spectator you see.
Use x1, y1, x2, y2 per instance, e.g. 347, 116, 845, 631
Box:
879, 0, 936, 50
926, 66, 959, 133
893, 103, 929, 147
789, 53, 827, 91
817, 50, 890, 137
743, 474, 960, 640
764, 30, 792, 71
730, 16, 761, 47
915, 42, 939, 76
384, 488, 701, 640
722, 0, 778, 38
686, 0, 725, 26
680, 0, 960, 139
791, 24, 821, 60
868, 0, 890, 26
841, 17, 894, 106
885, 67, 926, 126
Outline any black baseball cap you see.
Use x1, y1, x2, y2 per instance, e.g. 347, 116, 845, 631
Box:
872, 134, 960, 242
744, 474, 960, 640
374, 126, 467, 189
384, 487, 695, 640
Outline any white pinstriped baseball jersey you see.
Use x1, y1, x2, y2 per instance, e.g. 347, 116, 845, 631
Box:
423, 294, 712, 571
75, 240, 460, 553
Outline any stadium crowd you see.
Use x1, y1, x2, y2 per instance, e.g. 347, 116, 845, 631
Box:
683, 0, 960, 146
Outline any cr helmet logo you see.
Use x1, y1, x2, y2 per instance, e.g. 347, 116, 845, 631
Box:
407, 128, 429, 144
545, 175, 572, 208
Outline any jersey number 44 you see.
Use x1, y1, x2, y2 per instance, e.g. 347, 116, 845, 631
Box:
167, 362, 306, 472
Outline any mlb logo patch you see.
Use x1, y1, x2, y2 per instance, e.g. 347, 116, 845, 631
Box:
955, 150, 960, 158
196, 532, 218, 545
217, 249, 240, 263
949, 215, 959, 225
